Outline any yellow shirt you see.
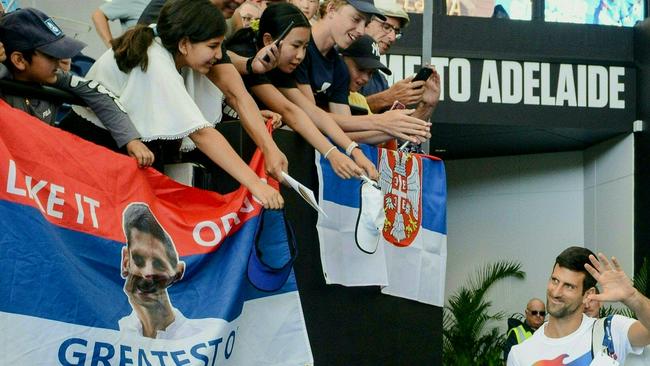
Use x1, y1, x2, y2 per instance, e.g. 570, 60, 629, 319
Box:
348, 92, 373, 115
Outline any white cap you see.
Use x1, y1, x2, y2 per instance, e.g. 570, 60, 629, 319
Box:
355, 181, 385, 254
373, 0, 410, 27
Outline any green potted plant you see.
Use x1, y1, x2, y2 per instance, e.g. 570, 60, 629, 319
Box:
443, 261, 525, 366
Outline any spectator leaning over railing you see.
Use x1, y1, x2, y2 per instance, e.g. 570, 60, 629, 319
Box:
362, 0, 439, 121
225, 3, 378, 180
138, 0, 289, 184
71, 0, 283, 209
289, 0, 431, 146
0, 8, 154, 167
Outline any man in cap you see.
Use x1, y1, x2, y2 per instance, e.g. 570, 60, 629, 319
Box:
0, 8, 154, 167
341, 34, 393, 114
362, 0, 439, 122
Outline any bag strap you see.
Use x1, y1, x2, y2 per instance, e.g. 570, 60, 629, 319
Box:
591, 315, 615, 358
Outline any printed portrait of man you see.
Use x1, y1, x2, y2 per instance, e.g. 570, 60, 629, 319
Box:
118, 202, 201, 340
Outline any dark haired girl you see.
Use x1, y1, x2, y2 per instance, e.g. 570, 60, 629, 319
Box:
73, 0, 283, 209
226, 2, 377, 179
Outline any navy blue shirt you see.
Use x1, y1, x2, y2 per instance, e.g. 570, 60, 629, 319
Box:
293, 39, 350, 110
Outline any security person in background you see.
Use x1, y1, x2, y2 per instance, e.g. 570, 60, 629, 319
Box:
503, 298, 546, 360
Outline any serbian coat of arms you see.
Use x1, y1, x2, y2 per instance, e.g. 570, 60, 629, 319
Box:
378, 149, 422, 247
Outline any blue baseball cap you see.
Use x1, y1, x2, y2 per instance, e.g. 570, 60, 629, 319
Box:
341, 34, 392, 75
347, 0, 386, 20
247, 209, 297, 292
0, 8, 86, 59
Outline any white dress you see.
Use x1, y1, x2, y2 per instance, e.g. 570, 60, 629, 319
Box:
73, 39, 223, 151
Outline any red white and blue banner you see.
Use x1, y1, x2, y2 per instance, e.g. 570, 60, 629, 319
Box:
315, 144, 447, 306
0, 101, 312, 365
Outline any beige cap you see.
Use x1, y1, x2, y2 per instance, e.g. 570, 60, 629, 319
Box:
373, 0, 410, 27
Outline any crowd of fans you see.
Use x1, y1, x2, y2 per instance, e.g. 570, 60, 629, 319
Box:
0, 0, 440, 209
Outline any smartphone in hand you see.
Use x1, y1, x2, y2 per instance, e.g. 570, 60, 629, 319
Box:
412, 67, 433, 83
263, 20, 295, 62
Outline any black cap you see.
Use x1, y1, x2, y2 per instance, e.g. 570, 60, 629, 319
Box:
347, 0, 386, 21
340, 35, 391, 75
0, 8, 86, 59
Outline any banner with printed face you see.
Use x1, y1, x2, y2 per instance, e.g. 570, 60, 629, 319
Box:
0, 100, 313, 365
315, 144, 447, 306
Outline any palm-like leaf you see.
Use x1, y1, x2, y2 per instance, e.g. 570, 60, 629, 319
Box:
443, 261, 525, 366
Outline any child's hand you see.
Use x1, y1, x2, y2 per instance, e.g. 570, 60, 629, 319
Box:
126, 140, 155, 168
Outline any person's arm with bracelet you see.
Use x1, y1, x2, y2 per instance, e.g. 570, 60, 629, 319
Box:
293, 83, 430, 143
253, 83, 375, 179
227, 45, 279, 76
278, 85, 378, 178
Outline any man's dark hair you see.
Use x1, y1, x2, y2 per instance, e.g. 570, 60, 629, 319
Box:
122, 203, 178, 267
554, 246, 597, 294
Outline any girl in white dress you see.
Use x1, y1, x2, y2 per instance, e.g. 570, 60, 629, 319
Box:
74, 0, 283, 209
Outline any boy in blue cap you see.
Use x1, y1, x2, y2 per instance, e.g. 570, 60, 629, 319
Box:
0, 8, 154, 167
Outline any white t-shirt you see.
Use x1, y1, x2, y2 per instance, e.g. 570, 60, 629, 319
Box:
73, 39, 223, 151
507, 314, 643, 366
118, 307, 228, 340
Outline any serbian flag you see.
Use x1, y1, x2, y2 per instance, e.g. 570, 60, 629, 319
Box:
0, 100, 312, 365
315, 144, 447, 306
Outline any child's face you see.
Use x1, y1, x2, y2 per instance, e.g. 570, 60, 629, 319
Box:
21, 51, 59, 84
343, 56, 373, 92
180, 36, 224, 74
276, 27, 310, 74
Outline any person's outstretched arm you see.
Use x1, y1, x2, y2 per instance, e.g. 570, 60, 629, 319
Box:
53, 71, 154, 167
206, 63, 288, 183
189, 127, 283, 209
91, 9, 113, 48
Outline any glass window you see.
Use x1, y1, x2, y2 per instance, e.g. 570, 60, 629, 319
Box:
396, 0, 424, 14
444, 0, 532, 20
545, 0, 645, 27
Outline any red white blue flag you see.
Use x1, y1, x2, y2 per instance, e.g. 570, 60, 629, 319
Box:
0, 100, 312, 365
315, 144, 447, 306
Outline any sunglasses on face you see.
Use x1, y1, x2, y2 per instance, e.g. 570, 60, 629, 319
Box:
529, 310, 546, 317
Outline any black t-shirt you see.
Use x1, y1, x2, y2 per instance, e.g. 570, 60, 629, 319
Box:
223, 29, 297, 114
138, 0, 164, 25
293, 38, 350, 110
